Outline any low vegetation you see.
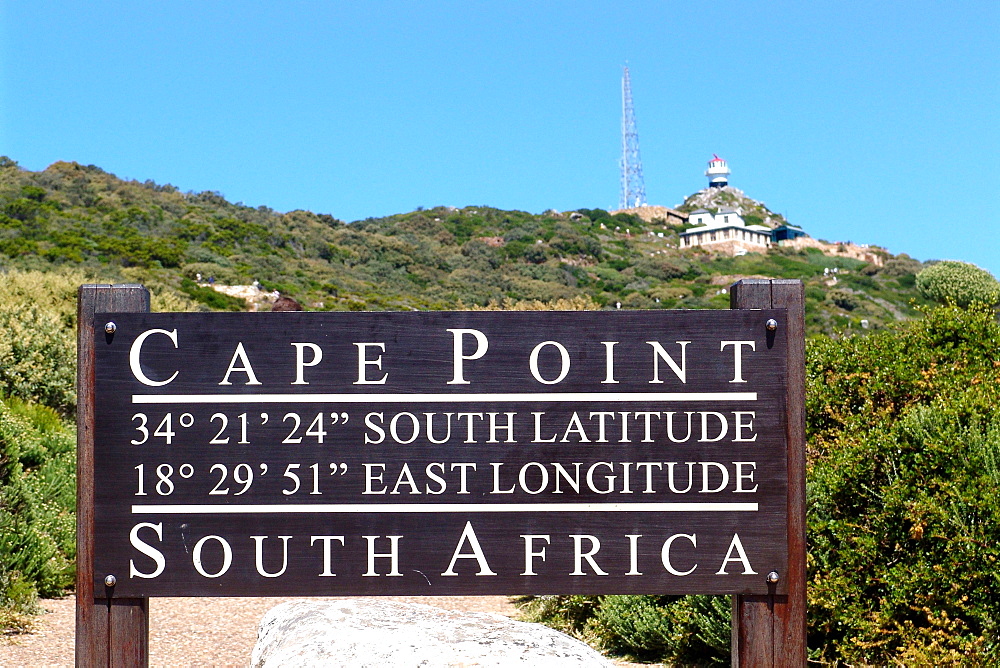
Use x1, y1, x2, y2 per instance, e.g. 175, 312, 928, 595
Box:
916, 259, 1000, 307
2, 158, 998, 663
517, 302, 1000, 665
806, 302, 1000, 664
0, 399, 76, 631
0, 271, 81, 628
0, 158, 932, 335
0, 268, 195, 628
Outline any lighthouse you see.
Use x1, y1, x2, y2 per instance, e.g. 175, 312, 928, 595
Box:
705, 154, 730, 188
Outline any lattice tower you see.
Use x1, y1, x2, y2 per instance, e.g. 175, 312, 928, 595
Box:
619, 65, 647, 209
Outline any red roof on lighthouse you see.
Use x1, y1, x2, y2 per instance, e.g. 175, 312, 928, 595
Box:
709, 154, 725, 163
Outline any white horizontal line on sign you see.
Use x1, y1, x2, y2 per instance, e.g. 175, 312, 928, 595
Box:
132, 392, 757, 405
131, 502, 758, 514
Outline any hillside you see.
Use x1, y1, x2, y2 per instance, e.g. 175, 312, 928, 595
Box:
2, 158, 998, 664
0, 158, 932, 335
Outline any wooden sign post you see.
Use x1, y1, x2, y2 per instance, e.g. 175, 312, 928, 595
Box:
76, 280, 806, 667
77, 284, 151, 667
730, 279, 807, 666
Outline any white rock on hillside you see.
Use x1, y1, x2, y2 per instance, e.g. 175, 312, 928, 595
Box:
251, 599, 614, 667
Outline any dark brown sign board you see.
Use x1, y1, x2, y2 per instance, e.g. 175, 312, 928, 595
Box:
91, 310, 789, 598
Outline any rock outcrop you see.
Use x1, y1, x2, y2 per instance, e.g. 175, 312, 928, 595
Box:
611, 205, 688, 226
251, 599, 614, 667
680, 186, 786, 228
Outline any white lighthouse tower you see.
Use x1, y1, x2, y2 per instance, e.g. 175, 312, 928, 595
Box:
705, 154, 731, 188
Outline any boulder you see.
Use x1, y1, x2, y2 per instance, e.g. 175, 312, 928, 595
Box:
251, 599, 614, 667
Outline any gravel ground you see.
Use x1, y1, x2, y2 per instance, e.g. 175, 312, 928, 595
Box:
1, 595, 646, 667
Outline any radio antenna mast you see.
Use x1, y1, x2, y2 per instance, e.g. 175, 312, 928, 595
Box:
619, 64, 647, 209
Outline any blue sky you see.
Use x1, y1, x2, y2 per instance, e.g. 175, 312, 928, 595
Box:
2, 1, 997, 275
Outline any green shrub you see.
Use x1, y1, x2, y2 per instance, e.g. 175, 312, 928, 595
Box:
881, 254, 924, 278
0, 570, 39, 632
805, 286, 826, 302
827, 288, 860, 311
593, 595, 730, 664
515, 594, 600, 636
0, 398, 76, 623
621, 292, 656, 309
0, 302, 75, 415
516, 594, 730, 664
472, 295, 599, 311
916, 260, 1000, 307
576, 208, 609, 222
806, 304, 1000, 664
0, 268, 85, 325
591, 596, 672, 656
634, 256, 691, 280
519, 305, 1000, 665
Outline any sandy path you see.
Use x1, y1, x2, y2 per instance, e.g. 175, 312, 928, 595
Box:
1, 595, 643, 667
0, 595, 517, 667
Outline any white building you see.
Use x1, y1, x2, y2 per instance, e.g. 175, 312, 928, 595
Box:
679, 208, 772, 251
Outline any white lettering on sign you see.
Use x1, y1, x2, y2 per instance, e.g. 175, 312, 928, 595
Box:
647, 341, 689, 383
353, 343, 388, 384
626, 534, 642, 575
128, 522, 166, 578
124, 327, 774, 392
446, 328, 489, 385
192, 535, 233, 578
104, 312, 787, 598
291, 343, 322, 385
363, 535, 402, 576
716, 533, 756, 575
570, 535, 608, 576
529, 341, 571, 384
357, 411, 759, 446
521, 535, 550, 575
310, 535, 345, 577
219, 343, 261, 386
721, 341, 755, 383
122, 529, 764, 581
661, 533, 698, 576
252, 535, 292, 578
129, 329, 179, 387
126, 328, 768, 390
442, 521, 496, 576
601, 341, 619, 384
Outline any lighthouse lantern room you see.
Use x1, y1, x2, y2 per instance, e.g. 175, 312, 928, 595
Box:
705, 154, 730, 188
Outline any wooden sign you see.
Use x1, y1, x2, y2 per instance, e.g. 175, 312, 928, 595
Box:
91, 310, 790, 598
